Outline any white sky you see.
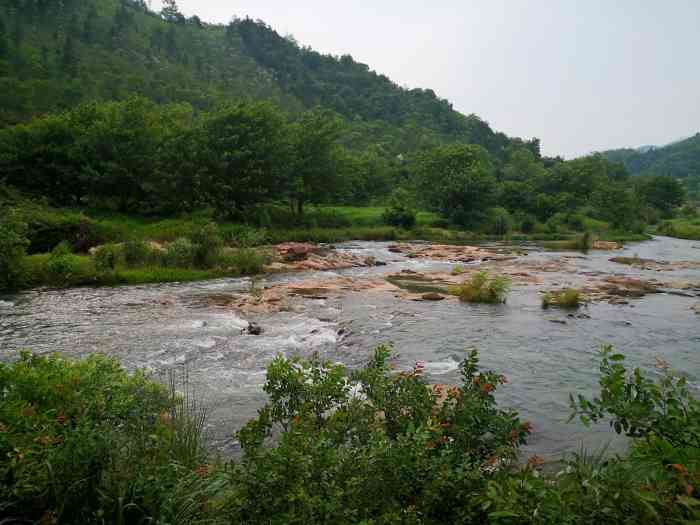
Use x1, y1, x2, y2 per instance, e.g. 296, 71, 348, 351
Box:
154, 0, 700, 158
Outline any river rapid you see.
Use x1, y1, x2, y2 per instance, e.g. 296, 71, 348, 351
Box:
1, 236, 699, 460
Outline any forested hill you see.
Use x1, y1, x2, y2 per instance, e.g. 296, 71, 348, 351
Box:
601, 134, 700, 198
0, 0, 536, 158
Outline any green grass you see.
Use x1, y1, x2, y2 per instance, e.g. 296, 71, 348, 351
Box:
319, 206, 441, 227
542, 288, 583, 309
448, 271, 511, 304
656, 219, 700, 240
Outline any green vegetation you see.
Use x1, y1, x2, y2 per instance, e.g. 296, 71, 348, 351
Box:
5, 345, 700, 523
449, 271, 511, 304
0, 0, 694, 294
12, 221, 267, 289
451, 264, 467, 276
602, 134, 700, 200
657, 218, 700, 240
0, 351, 210, 524
542, 288, 583, 309
382, 188, 417, 229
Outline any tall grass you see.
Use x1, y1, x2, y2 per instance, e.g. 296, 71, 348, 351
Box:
542, 288, 583, 309
448, 271, 511, 304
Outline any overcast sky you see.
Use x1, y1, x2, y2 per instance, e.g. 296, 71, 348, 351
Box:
154, 1, 700, 158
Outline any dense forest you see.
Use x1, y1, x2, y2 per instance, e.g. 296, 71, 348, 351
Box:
601, 134, 700, 199
0, 0, 528, 158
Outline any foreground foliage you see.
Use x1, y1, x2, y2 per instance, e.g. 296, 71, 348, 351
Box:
0, 352, 211, 524
3, 346, 700, 523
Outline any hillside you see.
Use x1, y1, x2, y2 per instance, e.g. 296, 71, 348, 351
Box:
602, 133, 700, 198
0, 0, 536, 158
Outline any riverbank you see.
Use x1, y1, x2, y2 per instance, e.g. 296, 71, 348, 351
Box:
3, 204, 653, 291
657, 218, 700, 240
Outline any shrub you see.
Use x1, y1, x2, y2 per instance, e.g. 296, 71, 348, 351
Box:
451, 264, 466, 275
519, 214, 537, 234
191, 222, 224, 268
430, 217, 450, 229
0, 352, 211, 524
545, 212, 568, 234
44, 242, 89, 285
448, 271, 511, 304
222, 224, 268, 248
92, 243, 124, 273
163, 237, 196, 268
542, 288, 582, 309
382, 189, 417, 229
0, 209, 29, 290
223, 248, 266, 275
485, 207, 513, 236
229, 347, 528, 522
123, 239, 159, 267
574, 230, 595, 251
566, 212, 586, 231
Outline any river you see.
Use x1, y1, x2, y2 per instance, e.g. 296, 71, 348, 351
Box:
1, 236, 698, 460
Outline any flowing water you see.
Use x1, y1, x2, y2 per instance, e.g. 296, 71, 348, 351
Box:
1, 236, 698, 459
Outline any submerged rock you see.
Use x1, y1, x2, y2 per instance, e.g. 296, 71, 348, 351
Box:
245, 322, 264, 336
420, 292, 446, 301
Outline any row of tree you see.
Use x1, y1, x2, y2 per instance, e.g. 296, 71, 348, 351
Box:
414, 143, 685, 230
0, 96, 686, 231
0, 97, 399, 216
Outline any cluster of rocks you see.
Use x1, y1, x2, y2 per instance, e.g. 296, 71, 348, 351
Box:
610, 256, 700, 272
387, 243, 515, 263
266, 242, 381, 272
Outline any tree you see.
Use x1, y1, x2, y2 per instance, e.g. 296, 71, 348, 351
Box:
0, 16, 8, 58
288, 108, 344, 215
61, 35, 79, 75
414, 144, 497, 227
81, 5, 99, 44
0, 208, 29, 290
161, 0, 184, 23
593, 183, 640, 230
638, 175, 686, 218
199, 102, 292, 215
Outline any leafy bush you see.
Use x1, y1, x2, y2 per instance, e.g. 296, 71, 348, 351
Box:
545, 212, 568, 234
222, 224, 269, 248
123, 239, 160, 267
223, 248, 266, 275
0, 352, 211, 524
229, 347, 528, 523
163, 237, 196, 268
0, 209, 29, 290
92, 243, 124, 273
484, 207, 513, 236
382, 189, 417, 229
542, 288, 583, 309
191, 222, 224, 268
44, 242, 88, 285
575, 230, 595, 251
519, 214, 537, 234
449, 271, 511, 304
451, 264, 467, 275
430, 217, 451, 229
566, 212, 586, 231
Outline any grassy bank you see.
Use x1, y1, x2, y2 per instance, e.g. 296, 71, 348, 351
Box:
2, 203, 655, 291
3, 346, 700, 524
656, 218, 700, 240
